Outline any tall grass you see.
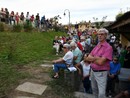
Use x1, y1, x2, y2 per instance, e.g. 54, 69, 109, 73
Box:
0, 31, 67, 97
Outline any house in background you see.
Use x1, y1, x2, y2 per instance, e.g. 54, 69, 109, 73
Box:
107, 11, 130, 46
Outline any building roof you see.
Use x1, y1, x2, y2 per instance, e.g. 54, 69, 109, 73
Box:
107, 11, 130, 41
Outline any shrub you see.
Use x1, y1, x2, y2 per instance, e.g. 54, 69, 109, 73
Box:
12, 24, 23, 32
0, 23, 4, 32
23, 23, 33, 32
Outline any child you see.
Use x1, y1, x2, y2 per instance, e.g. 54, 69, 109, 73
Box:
106, 56, 121, 97
75, 53, 91, 93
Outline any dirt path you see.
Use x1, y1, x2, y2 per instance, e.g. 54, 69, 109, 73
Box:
7, 63, 62, 98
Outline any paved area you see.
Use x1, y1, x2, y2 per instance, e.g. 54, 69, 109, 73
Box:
16, 82, 47, 95
40, 64, 53, 67
74, 91, 94, 98
15, 96, 35, 98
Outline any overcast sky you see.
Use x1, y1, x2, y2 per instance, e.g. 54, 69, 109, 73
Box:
0, 0, 130, 24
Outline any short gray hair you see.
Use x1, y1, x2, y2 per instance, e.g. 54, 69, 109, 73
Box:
63, 44, 71, 49
70, 41, 77, 47
98, 28, 109, 34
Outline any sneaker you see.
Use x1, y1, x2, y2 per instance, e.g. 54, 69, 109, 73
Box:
108, 95, 112, 98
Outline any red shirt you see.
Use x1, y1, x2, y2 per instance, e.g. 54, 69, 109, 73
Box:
77, 42, 83, 52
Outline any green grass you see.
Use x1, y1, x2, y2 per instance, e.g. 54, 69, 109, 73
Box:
0, 31, 66, 64
0, 31, 67, 97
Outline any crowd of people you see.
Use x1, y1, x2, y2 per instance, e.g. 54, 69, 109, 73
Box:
52, 28, 130, 98
0, 7, 52, 29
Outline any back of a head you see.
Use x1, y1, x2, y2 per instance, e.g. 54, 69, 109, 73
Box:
70, 41, 77, 47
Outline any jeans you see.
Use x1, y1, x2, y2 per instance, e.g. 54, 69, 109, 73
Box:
82, 77, 91, 93
54, 63, 67, 72
90, 69, 108, 98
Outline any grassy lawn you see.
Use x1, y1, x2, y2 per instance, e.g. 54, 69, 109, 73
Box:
0, 31, 70, 97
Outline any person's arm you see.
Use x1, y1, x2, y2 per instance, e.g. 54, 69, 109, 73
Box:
75, 63, 82, 75
73, 56, 78, 60
52, 58, 64, 64
93, 56, 107, 66
86, 54, 107, 66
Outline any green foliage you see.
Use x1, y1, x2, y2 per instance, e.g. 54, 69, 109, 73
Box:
23, 23, 33, 32
0, 23, 5, 32
0, 63, 29, 97
0, 32, 67, 65
12, 24, 23, 32
47, 71, 76, 98
0, 31, 67, 97
116, 13, 124, 20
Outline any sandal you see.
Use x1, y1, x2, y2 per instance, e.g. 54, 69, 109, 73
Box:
52, 75, 59, 79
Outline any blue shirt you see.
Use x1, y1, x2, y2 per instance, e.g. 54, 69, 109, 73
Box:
109, 61, 121, 75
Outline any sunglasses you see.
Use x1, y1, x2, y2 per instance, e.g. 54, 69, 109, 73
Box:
113, 59, 118, 61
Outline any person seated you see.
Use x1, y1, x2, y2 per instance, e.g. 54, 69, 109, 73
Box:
58, 36, 64, 53
52, 44, 73, 79
70, 41, 83, 65
106, 56, 121, 97
53, 36, 60, 55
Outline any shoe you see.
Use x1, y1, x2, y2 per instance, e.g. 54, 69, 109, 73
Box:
52, 75, 59, 79
108, 95, 112, 98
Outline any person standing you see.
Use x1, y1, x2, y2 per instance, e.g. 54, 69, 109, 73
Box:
86, 28, 113, 98
75, 53, 91, 93
123, 46, 130, 68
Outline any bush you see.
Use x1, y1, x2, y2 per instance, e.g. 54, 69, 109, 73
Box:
12, 24, 23, 32
0, 23, 4, 32
23, 23, 33, 32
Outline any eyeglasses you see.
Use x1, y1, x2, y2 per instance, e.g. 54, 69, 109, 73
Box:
113, 59, 118, 61
97, 33, 105, 36
63, 47, 67, 49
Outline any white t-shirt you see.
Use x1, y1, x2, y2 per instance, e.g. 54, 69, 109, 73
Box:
80, 61, 90, 77
63, 51, 73, 66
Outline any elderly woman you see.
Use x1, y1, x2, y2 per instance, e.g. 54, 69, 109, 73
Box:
52, 44, 73, 79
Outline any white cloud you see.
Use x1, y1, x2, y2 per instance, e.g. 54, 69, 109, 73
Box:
0, 0, 130, 24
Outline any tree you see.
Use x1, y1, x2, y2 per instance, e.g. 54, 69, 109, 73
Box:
93, 16, 107, 28
50, 15, 61, 31
115, 9, 124, 20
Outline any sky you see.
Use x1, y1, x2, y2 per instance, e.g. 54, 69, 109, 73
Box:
0, 0, 130, 25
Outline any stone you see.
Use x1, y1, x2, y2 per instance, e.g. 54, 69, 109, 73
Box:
16, 82, 47, 95
40, 64, 52, 67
